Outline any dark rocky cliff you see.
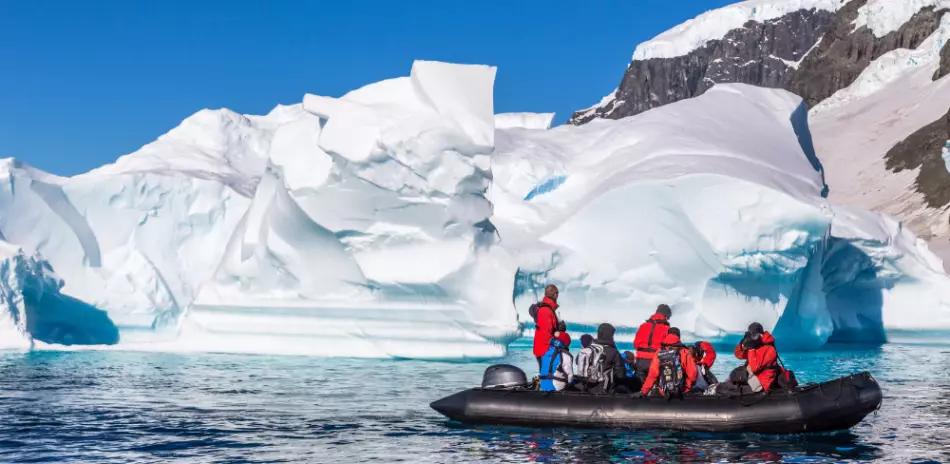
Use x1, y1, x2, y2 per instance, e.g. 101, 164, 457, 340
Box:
789, 3, 948, 107
936, 32, 950, 80
571, 9, 834, 124
572, 1, 949, 124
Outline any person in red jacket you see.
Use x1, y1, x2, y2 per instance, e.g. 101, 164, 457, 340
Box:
632, 304, 672, 380
694, 341, 717, 369
531, 285, 561, 368
690, 341, 718, 391
734, 322, 780, 392
640, 328, 697, 396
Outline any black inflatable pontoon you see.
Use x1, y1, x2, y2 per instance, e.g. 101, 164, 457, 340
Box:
431, 365, 882, 434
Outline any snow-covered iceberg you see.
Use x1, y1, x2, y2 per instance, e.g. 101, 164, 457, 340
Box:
0, 237, 117, 350
169, 61, 520, 358
492, 83, 950, 348
1, 60, 949, 357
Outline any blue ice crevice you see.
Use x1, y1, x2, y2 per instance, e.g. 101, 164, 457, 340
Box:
524, 175, 567, 201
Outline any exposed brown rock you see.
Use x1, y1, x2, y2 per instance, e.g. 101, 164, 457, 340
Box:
884, 109, 950, 208
789, 4, 947, 107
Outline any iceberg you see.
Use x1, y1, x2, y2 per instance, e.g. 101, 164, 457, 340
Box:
0, 60, 949, 358
491, 83, 950, 348
494, 112, 556, 130
0, 238, 117, 350
133, 60, 521, 358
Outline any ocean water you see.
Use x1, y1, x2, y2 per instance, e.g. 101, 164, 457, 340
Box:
0, 339, 948, 463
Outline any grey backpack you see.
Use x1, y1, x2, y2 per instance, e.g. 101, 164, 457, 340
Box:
584, 344, 613, 390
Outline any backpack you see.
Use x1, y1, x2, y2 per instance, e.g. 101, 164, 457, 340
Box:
539, 344, 566, 392
584, 343, 612, 390
657, 347, 686, 398
775, 369, 799, 390
620, 351, 636, 378
528, 301, 552, 327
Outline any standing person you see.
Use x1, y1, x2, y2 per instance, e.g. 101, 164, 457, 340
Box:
632, 304, 672, 381
539, 332, 575, 392
531, 285, 561, 369
640, 327, 697, 397
580, 323, 624, 394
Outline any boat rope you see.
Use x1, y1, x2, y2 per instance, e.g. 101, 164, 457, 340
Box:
815, 377, 846, 402
738, 390, 770, 407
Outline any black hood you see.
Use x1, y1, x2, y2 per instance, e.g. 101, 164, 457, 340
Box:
595, 323, 616, 344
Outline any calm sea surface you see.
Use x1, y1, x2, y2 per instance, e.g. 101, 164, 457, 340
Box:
1, 339, 948, 463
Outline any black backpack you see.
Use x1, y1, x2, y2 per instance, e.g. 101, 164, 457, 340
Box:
528, 301, 561, 329
528, 302, 548, 323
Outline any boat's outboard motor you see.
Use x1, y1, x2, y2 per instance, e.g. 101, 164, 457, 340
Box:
482, 364, 528, 389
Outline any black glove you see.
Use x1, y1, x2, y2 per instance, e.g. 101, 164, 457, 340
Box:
742, 334, 763, 349
556, 320, 567, 332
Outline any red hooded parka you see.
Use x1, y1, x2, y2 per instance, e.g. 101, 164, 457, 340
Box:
696, 341, 717, 368
532, 297, 559, 358
734, 331, 779, 391
633, 313, 670, 360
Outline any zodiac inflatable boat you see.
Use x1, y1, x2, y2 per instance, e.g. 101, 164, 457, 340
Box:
430, 365, 882, 434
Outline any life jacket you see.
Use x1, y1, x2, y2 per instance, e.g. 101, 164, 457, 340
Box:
619, 352, 636, 378
528, 301, 556, 329
634, 316, 670, 356
539, 338, 569, 391
657, 345, 686, 397
583, 343, 612, 390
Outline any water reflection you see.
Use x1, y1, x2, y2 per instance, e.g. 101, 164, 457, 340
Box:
445, 426, 883, 463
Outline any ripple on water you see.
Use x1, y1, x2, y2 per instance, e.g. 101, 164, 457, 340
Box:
0, 344, 948, 463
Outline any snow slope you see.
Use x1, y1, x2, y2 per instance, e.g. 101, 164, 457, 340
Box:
494, 112, 555, 130
811, 12, 950, 256
854, 0, 950, 37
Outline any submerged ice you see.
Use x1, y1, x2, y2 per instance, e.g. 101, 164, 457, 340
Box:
0, 61, 949, 357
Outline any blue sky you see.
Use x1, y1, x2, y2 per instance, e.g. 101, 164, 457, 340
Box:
0, 0, 734, 176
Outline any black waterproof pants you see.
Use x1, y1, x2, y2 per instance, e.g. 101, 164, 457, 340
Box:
634, 358, 652, 382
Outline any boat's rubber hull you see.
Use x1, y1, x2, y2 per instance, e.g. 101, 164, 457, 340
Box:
431, 372, 882, 434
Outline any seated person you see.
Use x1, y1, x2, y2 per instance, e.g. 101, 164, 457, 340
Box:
718, 322, 782, 395
632, 304, 672, 381
690, 341, 718, 392
539, 332, 575, 391
578, 323, 624, 394
616, 351, 642, 393
574, 334, 594, 389
640, 328, 697, 397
